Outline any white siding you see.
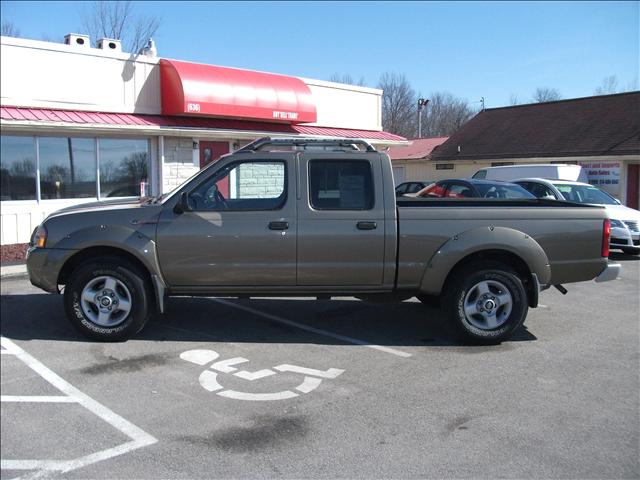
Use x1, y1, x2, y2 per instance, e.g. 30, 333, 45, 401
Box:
0, 37, 161, 114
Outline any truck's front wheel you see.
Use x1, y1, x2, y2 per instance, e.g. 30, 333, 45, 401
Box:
444, 262, 528, 344
63, 258, 152, 341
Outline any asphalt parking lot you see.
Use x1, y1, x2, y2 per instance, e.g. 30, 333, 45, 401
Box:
1, 253, 638, 480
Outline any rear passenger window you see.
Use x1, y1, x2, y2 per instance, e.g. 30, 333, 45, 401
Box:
419, 183, 446, 198
309, 160, 374, 210
446, 184, 474, 198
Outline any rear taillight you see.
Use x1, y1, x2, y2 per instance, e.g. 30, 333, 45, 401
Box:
602, 219, 610, 257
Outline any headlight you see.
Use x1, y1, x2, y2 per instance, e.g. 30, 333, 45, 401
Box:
609, 219, 624, 229
31, 224, 47, 248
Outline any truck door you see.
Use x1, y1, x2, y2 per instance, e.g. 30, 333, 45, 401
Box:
156, 154, 296, 287
297, 154, 385, 286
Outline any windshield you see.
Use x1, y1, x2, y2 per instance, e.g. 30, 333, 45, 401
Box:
154, 165, 214, 204
552, 183, 618, 205
475, 184, 535, 199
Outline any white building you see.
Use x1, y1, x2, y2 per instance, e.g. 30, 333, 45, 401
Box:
0, 34, 406, 249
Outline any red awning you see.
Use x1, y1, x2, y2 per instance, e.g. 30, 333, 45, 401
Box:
0, 106, 407, 142
160, 59, 317, 124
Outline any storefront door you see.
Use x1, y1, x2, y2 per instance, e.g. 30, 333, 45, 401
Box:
199, 141, 230, 168
200, 141, 230, 196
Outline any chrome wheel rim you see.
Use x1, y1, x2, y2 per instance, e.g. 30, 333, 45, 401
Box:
80, 276, 132, 327
463, 280, 512, 330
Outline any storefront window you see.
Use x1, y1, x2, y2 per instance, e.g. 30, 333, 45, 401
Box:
0, 136, 36, 201
99, 139, 149, 197
39, 137, 97, 199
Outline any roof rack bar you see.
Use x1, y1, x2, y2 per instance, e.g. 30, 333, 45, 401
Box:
236, 137, 377, 153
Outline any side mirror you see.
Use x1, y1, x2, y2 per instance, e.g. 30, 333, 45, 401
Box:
173, 192, 191, 214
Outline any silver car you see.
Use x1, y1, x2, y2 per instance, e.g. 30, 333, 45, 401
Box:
514, 178, 640, 255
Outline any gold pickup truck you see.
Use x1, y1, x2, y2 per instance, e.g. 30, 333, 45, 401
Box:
27, 137, 619, 344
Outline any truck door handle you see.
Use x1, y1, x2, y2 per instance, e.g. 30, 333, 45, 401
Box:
357, 221, 377, 230
268, 221, 289, 230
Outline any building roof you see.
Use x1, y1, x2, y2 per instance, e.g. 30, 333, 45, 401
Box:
0, 106, 406, 143
387, 137, 449, 160
431, 92, 640, 161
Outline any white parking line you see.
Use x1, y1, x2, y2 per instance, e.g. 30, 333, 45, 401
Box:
1, 396, 76, 403
214, 299, 412, 358
0, 336, 157, 478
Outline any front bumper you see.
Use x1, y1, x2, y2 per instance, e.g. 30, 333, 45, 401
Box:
595, 262, 621, 283
26, 247, 76, 293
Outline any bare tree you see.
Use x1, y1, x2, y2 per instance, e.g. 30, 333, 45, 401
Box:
421, 92, 476, 137
378, 72, 417, 138
594, 75, 639, 95
121, 152, 149, 181
329, 73, 367, 87
532, 87, 562, 103
1, 21, 20, 37
508, 93, 521, 106
81, 1, 160, 53
594, 75, 620, 95
39, 33, 58, 43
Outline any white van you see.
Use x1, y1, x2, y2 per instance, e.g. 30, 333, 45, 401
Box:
472, 164, 588, 183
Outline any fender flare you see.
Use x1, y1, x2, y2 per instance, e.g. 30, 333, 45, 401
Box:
418, 226, 551, 295
55, 225, 168, 312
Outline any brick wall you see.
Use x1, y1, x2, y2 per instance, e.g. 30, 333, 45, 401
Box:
162, 137, 199, 194
236, 163, 284, 198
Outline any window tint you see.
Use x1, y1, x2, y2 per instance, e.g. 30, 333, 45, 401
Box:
190, 161, 286, 211
553, 183, 617, 205
395, 183, 408, 195
39, 137, 96, 199
417, 183, 445, 198
528, 183, 556, 199
473, 169, 487, 179
476, 184, 535, 199
407, 183, 423, 193
309, 160, 373, 210
99, 139, 149, 198
446, 184, 474, 198
0, 136, 36, 200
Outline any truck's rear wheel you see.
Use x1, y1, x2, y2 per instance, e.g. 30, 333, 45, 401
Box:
63, 258, 152, 341
444, 262, 528, 344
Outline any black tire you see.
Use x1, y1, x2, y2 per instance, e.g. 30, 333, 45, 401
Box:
621, 247, 640, 256
63, 257, 152, 341
443, 261, 528, 344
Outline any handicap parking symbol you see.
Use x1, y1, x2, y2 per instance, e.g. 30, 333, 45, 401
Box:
180, 349, 344, 401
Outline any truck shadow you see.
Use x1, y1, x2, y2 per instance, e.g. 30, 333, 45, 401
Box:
609, 252, 640, 262
0, 293, 537, 348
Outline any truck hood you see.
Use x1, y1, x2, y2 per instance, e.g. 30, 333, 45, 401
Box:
46, 197, 155, 219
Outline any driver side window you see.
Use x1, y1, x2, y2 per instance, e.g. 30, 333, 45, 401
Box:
189, 161, 286, 211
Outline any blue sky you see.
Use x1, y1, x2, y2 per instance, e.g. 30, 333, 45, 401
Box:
2, 1, 638, 107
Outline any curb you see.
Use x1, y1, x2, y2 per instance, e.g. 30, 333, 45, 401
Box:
0, 264, 28, 278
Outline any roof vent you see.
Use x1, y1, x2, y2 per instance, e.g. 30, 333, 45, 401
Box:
97, 38, 122, 52
139, 38, 157, 57
64, 33, 90, 48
